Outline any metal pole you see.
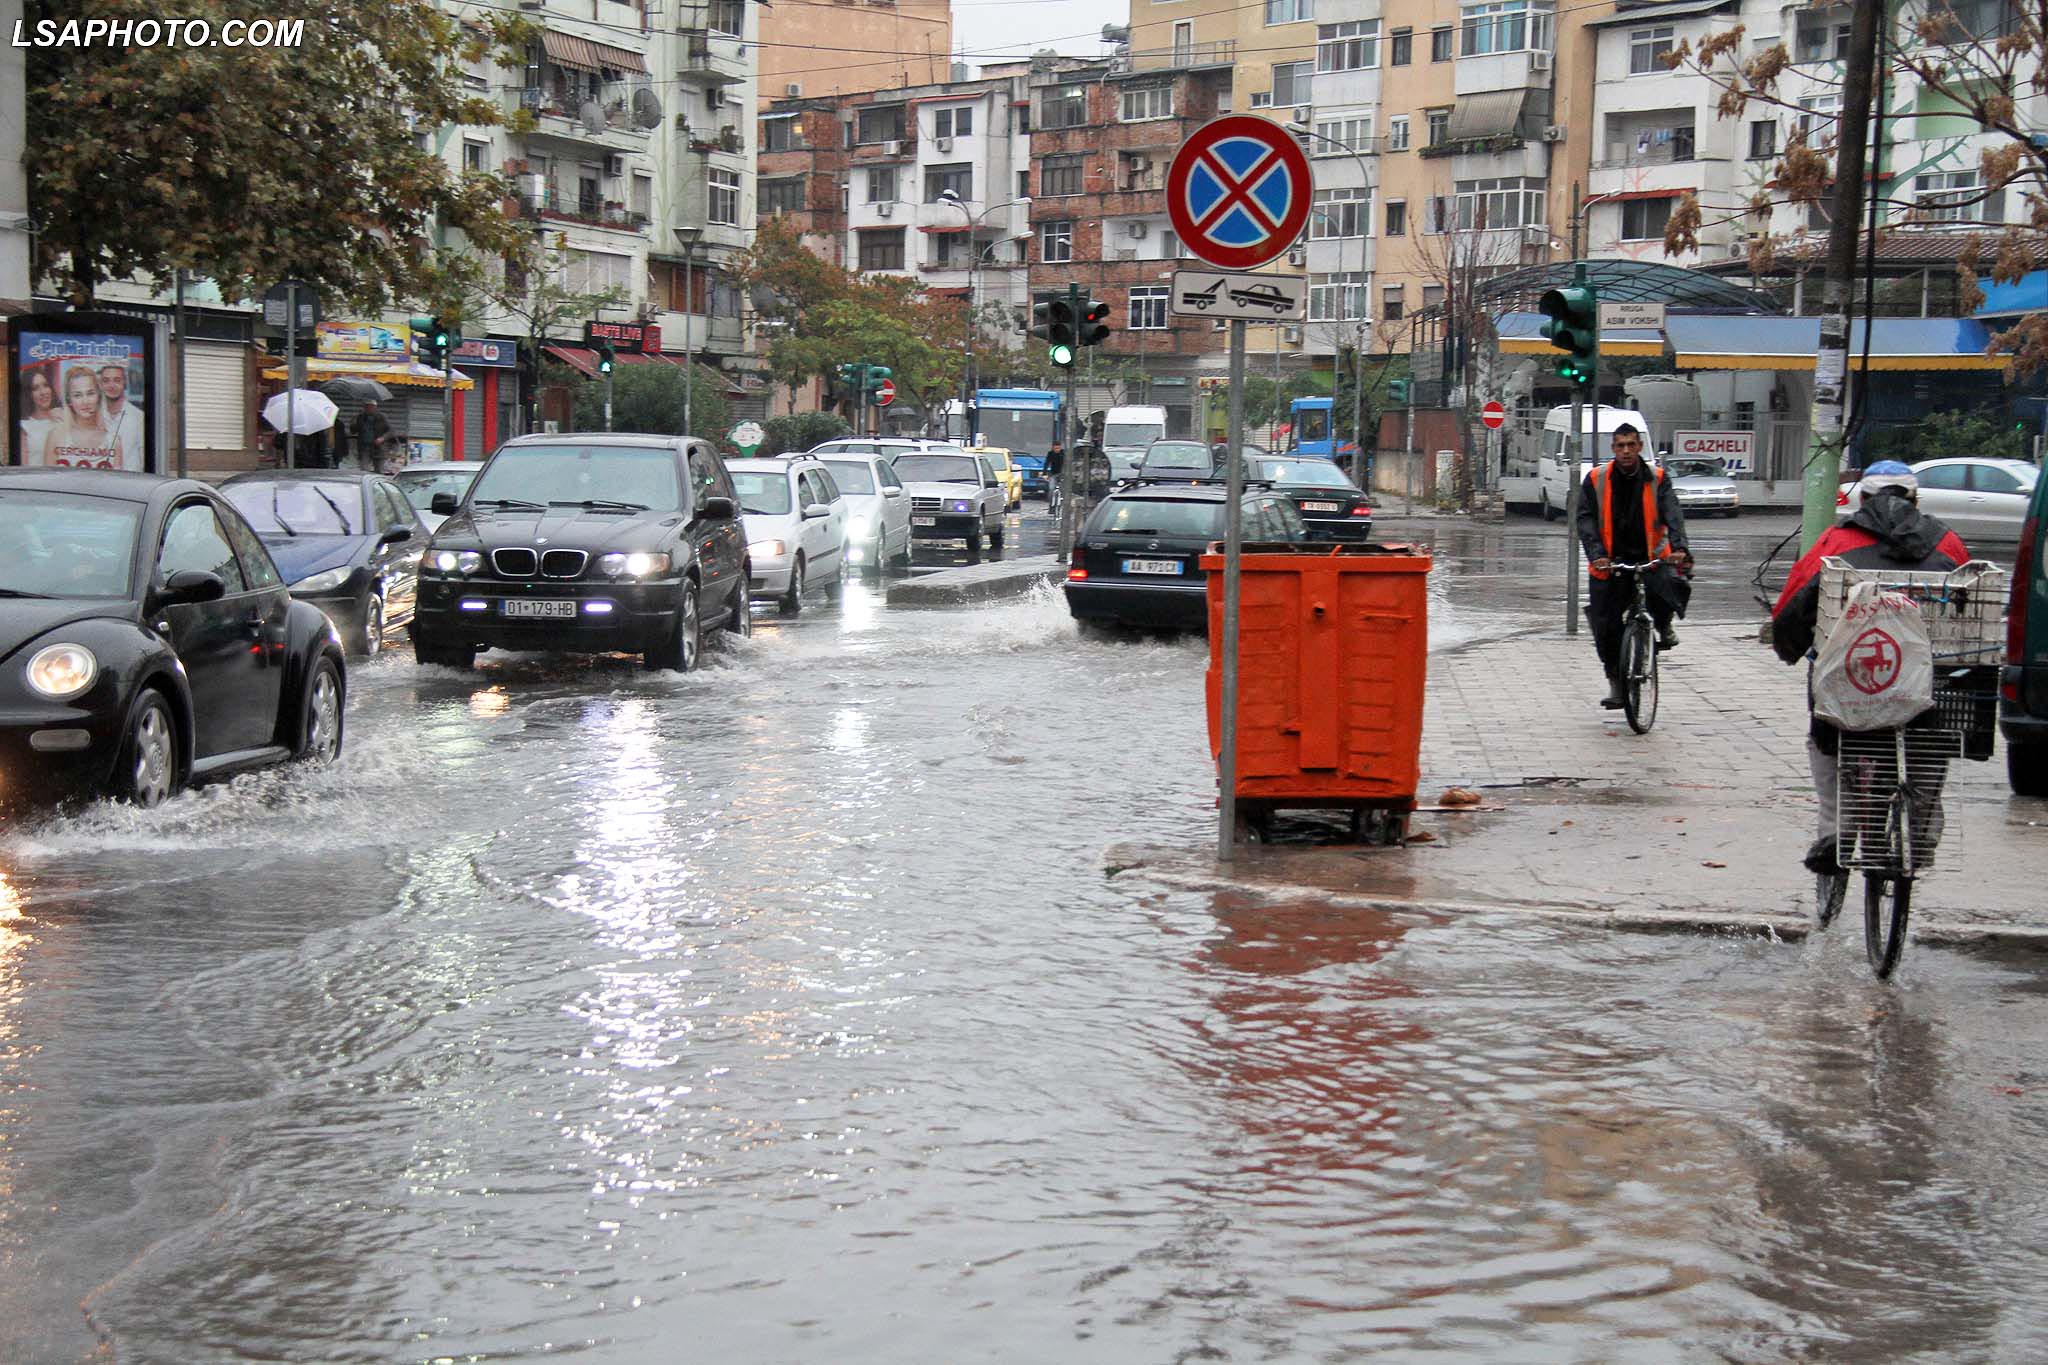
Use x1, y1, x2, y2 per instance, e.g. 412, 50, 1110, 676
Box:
1565, 392, 1585, 637
1058, 281, 1082, 562
173, 268, 188, 478
604, 369, 614, 431
284, 287, 298, 470
683, 251, 694, 438
1217, 317, 1248, 860
442, 355, 453, 462
1403, 315, 1416, 515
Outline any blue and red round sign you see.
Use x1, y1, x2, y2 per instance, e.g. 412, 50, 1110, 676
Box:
1166, 116, 1314, 272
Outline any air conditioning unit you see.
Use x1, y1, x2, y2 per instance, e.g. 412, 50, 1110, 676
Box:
1530, 49, 1552, 72
1282, 326, 1303, 345
883, 139, 902, 156
877, 201, 894, 217
518, 171, 547, 207
605, 153, 626, 177
1521, 225, 1548, 247
785, 83, 803, 97
1542, 123, 1566, 142
1125, 220, 1149, 239
1286, 246, 1306, 266
935, 135, 953, 151
1293, 105, 1313, 124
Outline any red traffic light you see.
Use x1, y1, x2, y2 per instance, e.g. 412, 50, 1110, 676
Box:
1079, 299, 1112, 347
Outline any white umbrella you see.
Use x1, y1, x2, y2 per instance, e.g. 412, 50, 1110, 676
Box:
262, 388, 339, 434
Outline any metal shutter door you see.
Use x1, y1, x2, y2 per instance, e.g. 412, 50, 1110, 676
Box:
183, 342, 248, 450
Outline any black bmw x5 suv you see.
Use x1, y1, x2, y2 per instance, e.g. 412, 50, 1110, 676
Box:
411, 435, 750, 671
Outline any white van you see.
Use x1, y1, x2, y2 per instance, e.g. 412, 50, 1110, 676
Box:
1536, 403, 1657, 521
1102, 405, 1168, 450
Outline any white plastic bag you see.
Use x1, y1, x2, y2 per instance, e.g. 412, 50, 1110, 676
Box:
1812, 581, 1936, 731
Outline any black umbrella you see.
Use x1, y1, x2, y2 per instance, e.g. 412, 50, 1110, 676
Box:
320, 376, 394, 403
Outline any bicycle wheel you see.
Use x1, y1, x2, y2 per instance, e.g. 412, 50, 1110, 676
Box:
1816, 870, 1848, 929
1864, 873, 1912, 979
1621, 617, 1659, 734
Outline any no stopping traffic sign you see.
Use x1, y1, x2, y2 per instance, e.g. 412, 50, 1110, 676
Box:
1166, 117, 1314, 272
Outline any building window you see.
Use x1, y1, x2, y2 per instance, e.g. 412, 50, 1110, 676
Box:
1119, 151, 1163, 191
709, 0, 744, 36
1130, 286, 1170, 329
1039, 220, 1073, 263
463, 140, 487, 172
1391, 27, 1413, 64
1162, 229, 1184, 258
1382, 284, 1405, 321
1926, 0, 2017, 44
1749, 119, 1777, 159
856, 105, 906, 144
1608, 117, 1695, 165
858, 228, 905, 271
1426, 109, 1450, 146
1313, 115, 1374, 155
1795, 92, 1839, 143
1461, 0, 1553, 56
1795, 12, 1851, 61
866, 166, 897, 203
925, 162, 972, 202
1385, 199, 1406, 236
1040, 154, 1085, 197
761, 116, 802, 152
931, 233, 968, 268
1018, 170, 1031, 199
708, 167, 739, 225
1317, 20, 1380, 72
932, 106, 973, 139
631, 172, 653, 219
1309, 272, 1365, 320
1629, 25, 1674, 74
1311, 187, 1369, 238
1431, 24, 1454, 60
564, 248, 632, 296
1446, 176, 1546, 230
1270, 61, 1313, 105
1422, 284, 1445, 311
1121, 84, 1174, 122
1265, 0, 1314, 24
1388, 115, 1409, 151
1040, 84, 1088, 129
760, 176, 806, 214
1620, 197, 1674, 240
1914, 170, 2002, 224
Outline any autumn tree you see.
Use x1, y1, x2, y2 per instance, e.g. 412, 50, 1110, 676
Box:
26, 0, 537, 309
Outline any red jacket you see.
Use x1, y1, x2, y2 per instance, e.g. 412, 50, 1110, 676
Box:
1771, 494, 1968, 665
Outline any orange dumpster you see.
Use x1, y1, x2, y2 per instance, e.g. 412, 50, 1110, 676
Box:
1201, 542, 1432, 842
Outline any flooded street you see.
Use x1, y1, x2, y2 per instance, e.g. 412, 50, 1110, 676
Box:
4, 514, 2047, 1361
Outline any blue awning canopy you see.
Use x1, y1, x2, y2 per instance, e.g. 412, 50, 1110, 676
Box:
1973, 270, 2048, 319
1665, 315, 2007, 370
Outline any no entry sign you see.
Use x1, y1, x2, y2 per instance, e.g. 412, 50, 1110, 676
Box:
1482, 400, 1506, 430
1166, 117, 1313, 272
873, 377, 896, 406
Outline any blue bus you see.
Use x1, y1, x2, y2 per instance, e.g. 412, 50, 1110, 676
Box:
952, 388, 1064, 494
1290, 397, 1336, 459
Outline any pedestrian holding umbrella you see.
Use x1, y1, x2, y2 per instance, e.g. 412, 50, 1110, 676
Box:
263, 387, 339, 435
319, 376, 394, 404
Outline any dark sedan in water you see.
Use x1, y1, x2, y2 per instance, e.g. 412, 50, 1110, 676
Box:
1252, 455, 1374, 541
219, 470, 427, 654
1064, 484, 1310, 633
0, 470, 345, 808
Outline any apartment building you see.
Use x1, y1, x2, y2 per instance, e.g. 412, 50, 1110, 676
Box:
757, 0, 950, 109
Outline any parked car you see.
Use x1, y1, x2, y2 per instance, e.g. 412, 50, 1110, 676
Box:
2002, 466, 2047, 795
0, 469, 345, 808
1840, 457, 2038, 543
410, 434, 749, 671
219, 470, 427, 655
1251, 455, 1373, 540
809, 436, 924, 464
813, 450, 913, 578
894, 448, 1008, 551
1667, 454, 1742, 518
727, 455, 850, 613
966, 446, 1024, 509
1064, 484, 1310, 633
394, 461, 482, 532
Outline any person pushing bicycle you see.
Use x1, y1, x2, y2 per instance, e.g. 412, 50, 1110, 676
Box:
1770, 461, 1969, 878
1576, 423, 1692, 711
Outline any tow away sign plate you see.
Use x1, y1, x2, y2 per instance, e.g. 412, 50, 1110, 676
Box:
1170, 270, 1306, 321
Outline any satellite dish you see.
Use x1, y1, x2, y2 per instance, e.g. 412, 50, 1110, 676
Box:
579, 100, 605, 135
632, 87, 663, 130
749, 284, 781, 315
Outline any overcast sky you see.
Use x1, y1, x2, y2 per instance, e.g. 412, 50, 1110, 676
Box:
952, 0, 1122, 65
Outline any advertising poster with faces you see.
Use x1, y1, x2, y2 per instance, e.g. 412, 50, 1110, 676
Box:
15, 330, 148, 472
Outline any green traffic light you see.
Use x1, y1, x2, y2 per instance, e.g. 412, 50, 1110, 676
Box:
1048, 343, 1074, 367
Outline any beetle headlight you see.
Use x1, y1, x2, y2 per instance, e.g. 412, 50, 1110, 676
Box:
26, 643, 98, 700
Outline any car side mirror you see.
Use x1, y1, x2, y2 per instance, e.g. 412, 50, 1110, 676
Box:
379, 526, 414, 546
430, 492, 459, 515
159, 569, 225, 605
700, 495, 738, 520
801, 502, 831, 520
883, 486, 903, 498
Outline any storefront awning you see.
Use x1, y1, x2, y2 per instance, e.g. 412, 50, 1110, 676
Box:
1666, 315, 2010, 370
1973, 269, 2048, 319
543, 344, 677, 378
260, 357, 473, 390
1586, 0, 1740, 26
1495, 311, 1666, 358
541, 29, 648, 75
1602, 188, 1687, 202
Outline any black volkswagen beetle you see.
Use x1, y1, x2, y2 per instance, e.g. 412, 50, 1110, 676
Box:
218, 470, 426, 655
410, 434, 749, 671
0, 469, 346, 809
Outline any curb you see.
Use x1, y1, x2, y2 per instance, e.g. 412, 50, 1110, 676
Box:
886, 555, 1065, 607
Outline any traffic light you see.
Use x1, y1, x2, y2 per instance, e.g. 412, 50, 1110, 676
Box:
411, 315, 440, 367
1538, 282, 1599, 388
1079, 299, 1112, 348
1387, 378, 1409, 404
864, 364, 891, 403
596, 343, 616, 375
834, 362, 858, 388
1031, 297, 1076, 368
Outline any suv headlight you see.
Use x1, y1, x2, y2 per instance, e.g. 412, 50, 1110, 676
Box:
26, 643, 98, 700
428, 549, 485, 576
293, 566, 353, 594
598, 551, 672, 578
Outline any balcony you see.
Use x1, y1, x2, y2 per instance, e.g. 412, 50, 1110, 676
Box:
1112, 39, 1237, 73
677, 27, 749, 86
1596, 135, 1697, 170
515, 184, 650, 235
510, 86, 653, 152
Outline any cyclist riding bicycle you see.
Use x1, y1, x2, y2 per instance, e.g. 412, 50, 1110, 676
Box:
1770, 461, 1969, 878
1575, 423, 1693, 710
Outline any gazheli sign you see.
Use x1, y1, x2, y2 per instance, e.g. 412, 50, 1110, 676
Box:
1672, 429, 1755, 474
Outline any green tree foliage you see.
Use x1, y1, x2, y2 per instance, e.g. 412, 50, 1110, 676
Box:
761, 411, 850, 456
1868, 408, 2029, 465
571, 363, 731, 445
26, 0, 536, 307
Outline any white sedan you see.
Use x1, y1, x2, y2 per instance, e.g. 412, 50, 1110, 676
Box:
393, 461, 481, 532
1840, 457, 2037, 541
813, 451, 912, 577
727, 456, 848, 615
1667, 456, 1741, 518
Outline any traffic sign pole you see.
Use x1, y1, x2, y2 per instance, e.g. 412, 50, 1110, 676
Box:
1058, 280, 1083, 562
1217, 316, 1247, 860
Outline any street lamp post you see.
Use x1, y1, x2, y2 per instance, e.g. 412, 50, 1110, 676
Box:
1289, 121, 1375, 479
939, 191, 1028, 442
676, 226, 702, 439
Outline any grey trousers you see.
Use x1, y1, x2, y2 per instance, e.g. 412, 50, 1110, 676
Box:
1811, 734, 1948, 858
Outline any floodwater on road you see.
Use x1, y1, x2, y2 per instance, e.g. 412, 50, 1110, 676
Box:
3, 536, 2046, 1361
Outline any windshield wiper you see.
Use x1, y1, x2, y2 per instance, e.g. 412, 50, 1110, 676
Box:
270, 484, 297, 536
0, 588, 54, 598
311, 486, 353, 534
549, 499, 649, 512
476, 497, 546, 511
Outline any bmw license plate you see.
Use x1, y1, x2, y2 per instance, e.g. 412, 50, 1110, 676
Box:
912, 516, 937, 527
1301, 500, 1342, 513
1122, 558, 1183, 575
504, 599, 577, 619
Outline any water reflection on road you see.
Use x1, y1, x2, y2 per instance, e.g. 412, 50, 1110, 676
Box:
0, 527, 2044, 1360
